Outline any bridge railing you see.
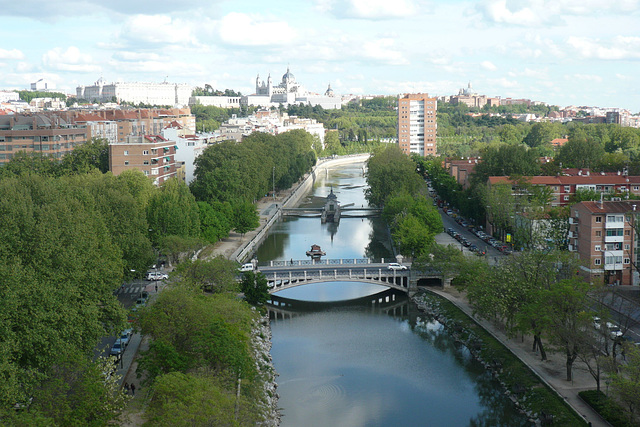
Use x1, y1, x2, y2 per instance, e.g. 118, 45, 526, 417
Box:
267, 258, 396, 267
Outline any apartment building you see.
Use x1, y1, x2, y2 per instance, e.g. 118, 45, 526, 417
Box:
109, 135, 177, 186
488, 173, 640, 207
0, 114, 88, 166
445, 157, 479, 189
57, 108, 195, 143
397, 93, 437, 156
569, 201, 639, 286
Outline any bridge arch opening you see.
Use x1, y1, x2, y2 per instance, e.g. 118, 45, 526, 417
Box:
417, 277, 443, 287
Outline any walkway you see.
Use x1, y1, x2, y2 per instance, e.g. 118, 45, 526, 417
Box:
429, 287, 610, 427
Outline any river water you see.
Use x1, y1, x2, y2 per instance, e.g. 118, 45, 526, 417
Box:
257, 162, 529, 426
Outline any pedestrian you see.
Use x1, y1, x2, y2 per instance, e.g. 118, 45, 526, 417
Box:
130, 383, 136, 395
124, 382, 130, 394
290, 258, 293, 265
155, 283, 158, 293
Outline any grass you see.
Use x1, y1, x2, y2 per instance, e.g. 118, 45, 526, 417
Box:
417, 291, 588, 426
579, 390, 634, 427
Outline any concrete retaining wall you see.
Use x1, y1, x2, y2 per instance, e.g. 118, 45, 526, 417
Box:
236, 154, 371, 263
283, 154, 370, 209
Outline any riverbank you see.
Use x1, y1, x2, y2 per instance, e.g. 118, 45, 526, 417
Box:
419, 285, 610, 427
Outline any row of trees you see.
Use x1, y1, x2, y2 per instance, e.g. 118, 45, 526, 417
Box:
424, 247, 640, 424
191, 129, 316, 206
366, 146, 442, 257
136, 258, 271, 425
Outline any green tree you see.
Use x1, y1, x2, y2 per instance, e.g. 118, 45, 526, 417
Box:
609, 343, 640, 425
240, 271, 270, 306
233, 201, 260, 235
60, 138, 109, 174
148, 178, 201, 246
556, 128, 605, 169
366, 145, 423, 207
523, 122, 560, 148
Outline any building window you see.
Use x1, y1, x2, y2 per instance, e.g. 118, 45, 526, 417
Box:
143, 150, 149, 155
624, 258, 630, 264
595, 230, 601, 237
124, 150, 129, 156
143, 160, 149, 165
143, 170, 149, 176
634, 186, 639, 191
563, 195, 570, 201
595, 216, 602, 223
151, 169, 158, 175
564, 186, 570, 192
625, 244, 630, 250
595, 245, 601, 251
625, 229, 631, 236
124, 161, 129, 165
594, 259, 601, 265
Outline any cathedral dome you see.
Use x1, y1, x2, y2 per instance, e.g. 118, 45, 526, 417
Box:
282, 67, 295, 82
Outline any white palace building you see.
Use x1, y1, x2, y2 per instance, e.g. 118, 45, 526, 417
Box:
77, 78, 192, 106
242, 68, 341, 110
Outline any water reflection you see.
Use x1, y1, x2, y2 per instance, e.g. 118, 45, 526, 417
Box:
270, 290, 530, 427
261, 162, 529, 426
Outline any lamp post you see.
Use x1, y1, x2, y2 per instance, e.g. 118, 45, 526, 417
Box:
272, 166, 275, 201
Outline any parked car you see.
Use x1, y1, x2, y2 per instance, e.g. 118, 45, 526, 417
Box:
110, 339, 125, 357
387, 263, 408, 271
119, 329, 133, 347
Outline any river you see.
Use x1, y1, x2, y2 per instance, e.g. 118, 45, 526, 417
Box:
257, 162, 530, 426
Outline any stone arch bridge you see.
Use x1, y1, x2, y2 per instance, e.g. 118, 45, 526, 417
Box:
256, 259, 449, 295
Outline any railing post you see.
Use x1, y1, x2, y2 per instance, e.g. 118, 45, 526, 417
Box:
304, 270, 307, 281
334, 269, 337, 279
349, 269, 352, 279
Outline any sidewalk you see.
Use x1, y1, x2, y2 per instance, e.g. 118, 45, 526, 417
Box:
429, 286, 611, 427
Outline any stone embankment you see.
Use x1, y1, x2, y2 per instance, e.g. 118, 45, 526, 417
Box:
212, 154, 370, 426
251, 312, 280, 426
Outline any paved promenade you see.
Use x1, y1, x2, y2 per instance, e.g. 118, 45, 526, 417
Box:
429, 284, 610, 427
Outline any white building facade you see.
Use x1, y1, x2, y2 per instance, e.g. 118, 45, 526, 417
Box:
77, 78, 192, 106
242, 68, 341, 110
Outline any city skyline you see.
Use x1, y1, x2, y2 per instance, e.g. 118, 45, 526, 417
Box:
1, 0, 639, 111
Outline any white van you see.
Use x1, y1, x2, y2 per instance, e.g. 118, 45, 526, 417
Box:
239, 263, 254, 272
146, 271, 168, 281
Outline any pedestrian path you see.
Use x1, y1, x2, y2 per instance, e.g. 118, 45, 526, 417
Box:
430, 287, 610, 427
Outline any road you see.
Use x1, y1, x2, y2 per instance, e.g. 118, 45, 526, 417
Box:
95, 278, 165, 385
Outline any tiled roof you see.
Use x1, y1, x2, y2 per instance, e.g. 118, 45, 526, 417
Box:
577, 201, 638, 213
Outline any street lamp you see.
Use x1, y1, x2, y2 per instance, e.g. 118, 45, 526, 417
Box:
272, 166, 275, 201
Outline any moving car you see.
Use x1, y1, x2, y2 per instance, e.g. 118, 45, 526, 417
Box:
146, 271, 168, 281
387, 263, 408, 271
239, 263, 254, 272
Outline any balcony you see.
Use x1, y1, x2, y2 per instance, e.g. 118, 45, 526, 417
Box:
569, 217, 579, 225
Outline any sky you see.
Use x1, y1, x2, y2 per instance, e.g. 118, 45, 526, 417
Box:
1, 0, 639, 112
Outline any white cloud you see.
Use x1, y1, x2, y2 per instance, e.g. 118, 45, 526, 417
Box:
487, 77, 519, 88
316, 0, 418, 19
474, 0, 640, 27
567, 74, 603, 83
567, 36, 640, 60
0, 48, 24, 60
507, 67, 548, 79
113, 51, 161, 62
121, 15, 197, 46
16, 62, 32, 72
42, 47, 101, 73
361, 38, 408, 65
481, 60, 497, 71
218, 12, 296, 46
